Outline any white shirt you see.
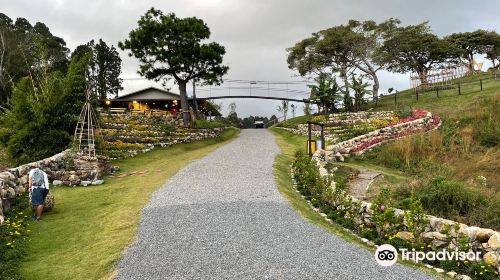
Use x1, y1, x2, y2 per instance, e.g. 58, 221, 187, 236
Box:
29, 168, 49, 190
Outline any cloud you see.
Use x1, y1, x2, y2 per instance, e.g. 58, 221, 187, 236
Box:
2, 0, 499, 117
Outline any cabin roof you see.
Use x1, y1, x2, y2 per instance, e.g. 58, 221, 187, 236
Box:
113, 87, 180, 101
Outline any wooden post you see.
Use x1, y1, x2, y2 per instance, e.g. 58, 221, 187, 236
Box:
320, 126, 325, 150
308, 122, 312, 157
394, 92, 397, 105
480, 79, 483, 91
458, 83, 461, 95
436, 87, 439, 98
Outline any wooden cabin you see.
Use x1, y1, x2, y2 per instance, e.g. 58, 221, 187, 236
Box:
101, 87, 221, 117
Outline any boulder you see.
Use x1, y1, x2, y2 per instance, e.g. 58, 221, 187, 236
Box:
488, 233, 500, 250
81, 180, 91, 186
483, 252, 498, 266
431, 239, 448, 249
422, 232, 435, 242
91, 179, 104, 185
476, 228, 496, 243
429, 217, 455, 233
334, 152, 344, 162
433, 232, 449, 241
458, 275, 472, 280
462, 226, 480, 241
52, 180, 63, 186
6, 187, 16, 199
446, 271, 457, 278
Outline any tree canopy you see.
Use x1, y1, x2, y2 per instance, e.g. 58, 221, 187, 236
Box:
287, 19, 398, 103
446, 30, 499, 71
73, 39, 123, 99
375, 22, 456, 83
0, 13, 69, 104
119, 8, 229, 125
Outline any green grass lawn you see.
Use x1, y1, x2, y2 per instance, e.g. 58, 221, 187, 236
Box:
19, 128, 239, 280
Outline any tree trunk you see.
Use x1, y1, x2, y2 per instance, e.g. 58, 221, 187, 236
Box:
178, 81, 191, 126
467, 53, 474, 74
356, 61, 379, 102
371, 72, 379, 102
417, 69, 428, 85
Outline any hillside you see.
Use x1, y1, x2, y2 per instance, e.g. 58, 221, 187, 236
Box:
275, 72, 500, 229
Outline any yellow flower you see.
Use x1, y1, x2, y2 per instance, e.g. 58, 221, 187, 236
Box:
14, 231, 20, 235
481, 265, 485, 269
6, 242, 11, 246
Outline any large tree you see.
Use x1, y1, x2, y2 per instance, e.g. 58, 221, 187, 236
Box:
72, 39, 123, 99
445, 30, 498, 72
119, 8, 229, 125
0, 53, 87, 165
0, 13, 69, 104
485, 32, 500, 68
287, 19, 399, 102
376, 22, 456, 84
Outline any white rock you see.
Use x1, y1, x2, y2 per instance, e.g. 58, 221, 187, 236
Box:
92, 179, 104, 185
52, 180, 63, 186
433, 268, 444, 273
81, 180, 91, 186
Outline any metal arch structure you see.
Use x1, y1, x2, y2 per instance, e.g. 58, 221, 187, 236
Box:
192, 95, 315, 103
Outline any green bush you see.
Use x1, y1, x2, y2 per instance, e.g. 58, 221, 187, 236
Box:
418, 177, 485, 218
0, 54, 87, 165
194, 119, 227, 129
474, 114, 500, 147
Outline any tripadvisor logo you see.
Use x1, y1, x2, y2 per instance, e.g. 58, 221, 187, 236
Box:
375, 244, 398, 266
375, 244, 482, 267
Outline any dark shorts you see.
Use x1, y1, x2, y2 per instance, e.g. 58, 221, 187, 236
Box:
31, 188, 48, 206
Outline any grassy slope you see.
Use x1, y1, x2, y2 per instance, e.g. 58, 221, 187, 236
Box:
375, 73, 497, 117
370, 73, 500, 186
277, 73, 499, 228
269, 128, 444, 278
20, 128, 240, 280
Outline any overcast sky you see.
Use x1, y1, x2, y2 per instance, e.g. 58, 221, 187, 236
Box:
2, 0, 499, 117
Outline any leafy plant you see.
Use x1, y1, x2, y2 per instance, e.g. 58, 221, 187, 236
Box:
404, 192, 429, 245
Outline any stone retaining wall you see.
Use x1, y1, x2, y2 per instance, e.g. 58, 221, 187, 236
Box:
291, 110, 499, 276
317, 110, 441, 165
0, 127, 226, 224
296, 160, 500, 275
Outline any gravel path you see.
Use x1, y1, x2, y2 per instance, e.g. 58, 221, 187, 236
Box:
348, 170, 382, 200
116, 129, 435, 280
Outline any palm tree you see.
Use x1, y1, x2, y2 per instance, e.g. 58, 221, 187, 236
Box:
349, 75, 372, 111
277, 100, 289, 121
309, 73, 342, 115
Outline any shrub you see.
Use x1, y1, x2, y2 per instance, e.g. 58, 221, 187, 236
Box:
404, 193, 429, 245
0, 193, 31, 280
194, 120, 226, 129
475, 114, 500, 147
371, 188, 403, 237
418, 177, 486, 218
